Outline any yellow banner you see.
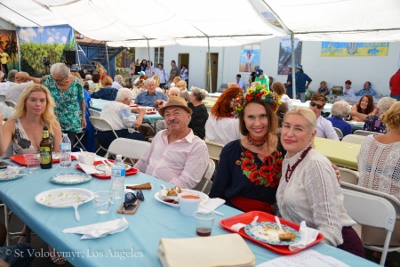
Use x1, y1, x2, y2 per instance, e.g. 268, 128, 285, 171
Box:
321, 42, 389, 57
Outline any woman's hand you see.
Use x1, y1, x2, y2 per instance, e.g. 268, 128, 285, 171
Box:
332, 164, 341, 184
81, 117, 87, 129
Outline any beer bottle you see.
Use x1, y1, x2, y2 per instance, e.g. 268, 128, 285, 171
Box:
40, 125, 52, 169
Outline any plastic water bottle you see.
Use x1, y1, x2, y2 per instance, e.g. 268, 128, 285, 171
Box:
60, 133, 71, 168
110, 155, 125, 199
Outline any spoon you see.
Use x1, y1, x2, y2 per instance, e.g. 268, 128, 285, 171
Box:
275, 216, 285, 234
72, 203, 80, 221
251, 216, 259, 226
160, 184, 167, 189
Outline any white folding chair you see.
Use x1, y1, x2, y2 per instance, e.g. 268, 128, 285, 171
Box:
4, 100, 16, 108
193, 158, 215, 194
89, 117, 118, 154
105, 138, 151, 165
73, 129, 86, 151
333, 127, 343, 140
342, 188, 396, 265
341, 134, 366, 145
354, 130, 382, 136
88, 109, 101, 117
338, 167, 359, 184
205, 141, 224, 161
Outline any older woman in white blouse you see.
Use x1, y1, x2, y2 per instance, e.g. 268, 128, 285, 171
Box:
276, 107, 364, 257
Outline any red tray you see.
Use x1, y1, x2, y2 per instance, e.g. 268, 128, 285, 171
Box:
219, 211, 324, 255
75, 160, 139, 179
146, 111, 156, 115
10, 154, 77, 166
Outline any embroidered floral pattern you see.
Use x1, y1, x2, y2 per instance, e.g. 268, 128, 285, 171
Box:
236, 149, 282, 187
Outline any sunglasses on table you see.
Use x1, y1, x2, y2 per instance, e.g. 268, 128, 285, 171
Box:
310, 101, 324, 110
124, 190, 144, 209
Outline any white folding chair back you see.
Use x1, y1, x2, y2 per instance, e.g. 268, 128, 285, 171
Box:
354, 130, 382, 136
341, 134, 366, 145
89, 117, 118, 153
338, 167, 359, 184
342, 188, 396, 265
193, 158, 215, 194
105, 138, 151, 164
5, 100, 16, 108
333, 127, 343, 140
89, 109, 101, 117
205, 141, 224, 161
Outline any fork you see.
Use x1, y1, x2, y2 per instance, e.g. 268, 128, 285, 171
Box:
275, 216, 285, 234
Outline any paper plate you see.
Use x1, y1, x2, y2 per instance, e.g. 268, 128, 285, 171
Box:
0, 169, 25, 182
35, 188, 94, 208
95, 163, 132, 172
154, 189, 209, 208
50, 172, 92, 185
244, 222, 301, 246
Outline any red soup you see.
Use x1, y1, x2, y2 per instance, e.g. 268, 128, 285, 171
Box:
181, 194, 200, 200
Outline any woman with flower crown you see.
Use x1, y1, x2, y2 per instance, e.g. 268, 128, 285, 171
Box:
276, 107, 364, 257
209, 85, 283, 213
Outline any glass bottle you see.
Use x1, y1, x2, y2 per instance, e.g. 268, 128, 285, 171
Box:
40, 125, 52, 169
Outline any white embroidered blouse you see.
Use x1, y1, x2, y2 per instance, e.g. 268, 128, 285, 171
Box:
357, 135, 400, 199
276, 148, 355, 246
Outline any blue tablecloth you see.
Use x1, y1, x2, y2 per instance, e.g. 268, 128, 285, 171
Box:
0, 160, 379, 267
90, 98, 163, 125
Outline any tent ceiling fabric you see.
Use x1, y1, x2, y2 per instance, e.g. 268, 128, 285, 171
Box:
265, 0, 400, 41
1, 0, 400, 44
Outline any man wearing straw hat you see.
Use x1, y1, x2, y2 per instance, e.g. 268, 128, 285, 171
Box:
134, 96, 208, 189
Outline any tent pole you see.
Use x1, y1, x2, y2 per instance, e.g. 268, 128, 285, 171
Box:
208, 37, 212, 93
105, 44, 110, 75
291, 33, 296, 100
147, 38, 151, 65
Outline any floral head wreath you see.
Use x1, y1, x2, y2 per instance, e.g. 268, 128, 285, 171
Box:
231, 84, 281, 118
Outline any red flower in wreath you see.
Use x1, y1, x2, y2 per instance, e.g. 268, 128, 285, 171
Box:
241, 159, 257, 172
244, 150, 254, 160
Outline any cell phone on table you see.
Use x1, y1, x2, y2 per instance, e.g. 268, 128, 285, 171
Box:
0, 161, 11, 169
117, 200, 140, 215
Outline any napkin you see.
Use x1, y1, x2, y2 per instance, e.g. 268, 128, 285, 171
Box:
289, 221, 320, 251
158, 234, 255, 267
0, 166, 22, 178
78, 163, 102, 175
63, 217, 128, 239
198, 197, 225, 213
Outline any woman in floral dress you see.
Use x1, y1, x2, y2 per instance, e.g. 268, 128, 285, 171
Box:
45, 62, 86, 145
209, 85, 283, 214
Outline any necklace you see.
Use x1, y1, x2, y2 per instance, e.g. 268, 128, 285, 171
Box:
285, 146, 312, 182
247, 133, 268, 147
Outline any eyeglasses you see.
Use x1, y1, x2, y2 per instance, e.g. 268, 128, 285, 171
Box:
53, 75, 67, 84
310, 101, 324, 110
124, 191, 144, 209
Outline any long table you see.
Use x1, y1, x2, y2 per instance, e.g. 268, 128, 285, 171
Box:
90, 98, 163, 125
314, 137, 360, 170
0, 159, 377, 266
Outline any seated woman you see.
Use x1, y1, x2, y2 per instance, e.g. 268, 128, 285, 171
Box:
188, 87, 209, 139
326, 100, 352, 137
363, 97, 396, 134
349, 94, 375, 122
98, 88, 146, 149
177, 80, 190, 102
152, 75, 164, 93
271, 81, 293, 110
0, 84, 65, 265
209, 85, 283, 213
358, 101, 400, 199
317, 81, 330, 96
205, 86, 244, 145
277, 107, 364, 257
343, 80, 355, 97
90, 76, 118, 101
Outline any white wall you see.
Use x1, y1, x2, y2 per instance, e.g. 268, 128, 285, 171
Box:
136, 38, 400, 96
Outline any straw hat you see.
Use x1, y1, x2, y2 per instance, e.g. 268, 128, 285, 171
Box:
158, 96, 192, 117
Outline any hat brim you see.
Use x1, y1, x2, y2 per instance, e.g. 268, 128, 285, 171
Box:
158, 105, 193, 117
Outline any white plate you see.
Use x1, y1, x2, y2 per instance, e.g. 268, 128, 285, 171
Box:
35, 188, 94, 208
0, 169, 25, 182
154, 189, 209, 208
50, 172, 92, 185
95, 163, 131, 172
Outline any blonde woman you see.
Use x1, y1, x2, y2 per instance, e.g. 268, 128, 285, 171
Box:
177, 80, 190, 102
0, 84, 62, 155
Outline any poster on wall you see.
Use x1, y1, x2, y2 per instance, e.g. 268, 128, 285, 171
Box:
17, 24, 76, 76
239, 45, 260, 72
277, 36, 302, 75
321, 42, 389, 57
0, 30, 19, 75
